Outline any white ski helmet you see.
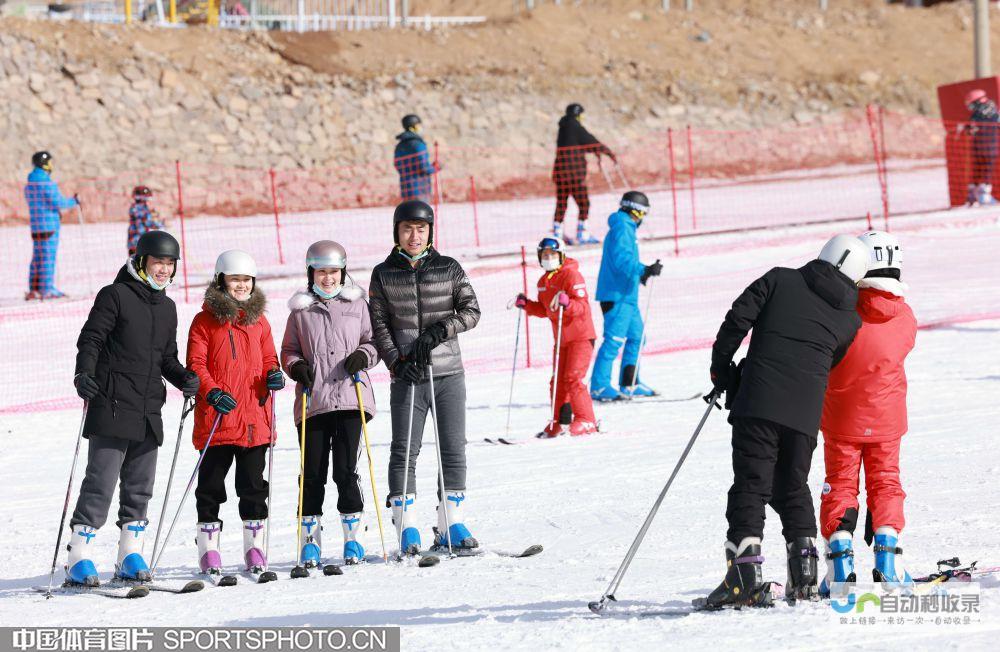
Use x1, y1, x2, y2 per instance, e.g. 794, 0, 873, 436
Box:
857, 231, 902, 275
817, 235, 869, 284
215, 250, 257, 278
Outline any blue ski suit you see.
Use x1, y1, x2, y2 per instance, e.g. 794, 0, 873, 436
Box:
24, 167, 78, 294
393, 131, 437, 202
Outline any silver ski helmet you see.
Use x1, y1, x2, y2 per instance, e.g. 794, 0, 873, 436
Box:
305, 240, 347, 286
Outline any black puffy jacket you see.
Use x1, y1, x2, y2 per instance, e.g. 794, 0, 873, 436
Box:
75, 265, 189, 445
553, 115, 614, 182
368, 248, 480, 378
711, 260, 862, 436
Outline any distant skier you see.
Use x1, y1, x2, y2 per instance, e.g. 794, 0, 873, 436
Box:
24, 151, 79, 300
67, 231, 199, 587
700, 235, 866, 608
819, 231, 916, 595
368, 200, 480, 555
127, 186, 164, 256
589, 191, 662, 402
961, 89, 999, 206
393, 114, 439, 203
552, 103, 617, 245
515, 236, 598, 437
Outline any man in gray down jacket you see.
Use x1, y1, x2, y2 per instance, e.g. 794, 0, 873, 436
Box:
368, 199, 481, 555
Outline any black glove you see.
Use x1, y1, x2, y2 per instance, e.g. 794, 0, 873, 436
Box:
411, 323, 447, 366
640, 259, 663, 286
206, 388, 237, 415
288, 360, 315, 390
265, 368, 285, 391
180, 371, 200, 399
710, 358, 732, 393
74, 373, 99, 400
393, 359, 425, 385
344, 349, 369, 376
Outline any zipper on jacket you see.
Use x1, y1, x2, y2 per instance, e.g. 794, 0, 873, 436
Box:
228, 330, 237, 360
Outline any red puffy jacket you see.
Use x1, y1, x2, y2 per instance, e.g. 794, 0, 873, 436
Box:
821, 288, 916, 443
187, 286, 280, 450
524, 257, 596, 343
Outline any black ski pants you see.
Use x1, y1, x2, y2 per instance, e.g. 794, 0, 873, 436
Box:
726, 417, 818, 544
297, 410, 364, 516
195, 444, 269, 524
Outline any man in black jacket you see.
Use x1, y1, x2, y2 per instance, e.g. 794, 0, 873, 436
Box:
369, 200, 481, 555
65, 231, 199, 586
699, 235, 868, 608
552, 103, 617, 245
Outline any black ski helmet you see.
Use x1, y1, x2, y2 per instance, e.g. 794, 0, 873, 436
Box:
393, 199, 435, 244
133, 231, 180, 282
620, 190, 650, 215
402, 114, 421, 130
565, 103, 584, 117
31, 151, 52, 170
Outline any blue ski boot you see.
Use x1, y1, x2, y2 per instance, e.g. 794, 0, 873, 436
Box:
590, 385, 625, 402
434, 491, 478, 549
340, 512, 366, 564
115, 520, 151, 582
392, 494, 421, 555
575, 222, 600, 245
65, 524, 100, 587
819, 531, 856, 598
299, 515, 322, 568
873, 526, 913, 590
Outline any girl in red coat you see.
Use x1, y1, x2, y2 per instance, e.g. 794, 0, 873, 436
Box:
819, 231, 917, 595
186, 250, 285, 580
515, 236, 598, 436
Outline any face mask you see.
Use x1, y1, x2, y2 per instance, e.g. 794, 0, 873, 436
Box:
541, 257, 561, 272
313, 283, 342, 300
398, 247, 429, 262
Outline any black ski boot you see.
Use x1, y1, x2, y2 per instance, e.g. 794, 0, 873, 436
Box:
785, 537, 820, 603
696, 537, 773, 610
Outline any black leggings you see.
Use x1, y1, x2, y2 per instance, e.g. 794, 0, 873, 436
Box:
297, 411, 364, 516
195, 444, 269, 524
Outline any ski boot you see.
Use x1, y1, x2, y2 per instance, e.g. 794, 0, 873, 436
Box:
785, 537, 820, 603
340, 512, 366, 565
65, 524, 100, 587
619, 365, 658, 398
575, 222, 600, 245
24, 290, 41, 301
872, 526, 914, 591
698, 537, 772, 609
299, 515, 322, 568
977, 183, 997, 206
590, 385, 625, 402
196, 521, 224, 574
569, 419, 598, 436
819, 531, 856, 598
391, 494, 421, 555
552, 221, 564, 241
967, 183, 979, 206
434, 491, 478, 550
40, 289, 66, 300
115, 520, 152, 582
539, 420, 567, 438
242, 519, 268, 573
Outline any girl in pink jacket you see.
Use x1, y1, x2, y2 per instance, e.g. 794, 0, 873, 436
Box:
281, 241, 379, 567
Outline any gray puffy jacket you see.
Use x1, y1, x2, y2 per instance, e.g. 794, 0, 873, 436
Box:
368, 248, 481, 378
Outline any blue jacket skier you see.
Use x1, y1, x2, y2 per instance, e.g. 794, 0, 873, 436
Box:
590, 191, 663, 401
393, 114, 438, 202
24, 151, 78, 300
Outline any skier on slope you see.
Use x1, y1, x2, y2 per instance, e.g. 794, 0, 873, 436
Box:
961, 89, 1000, 206
589, 191, 662, 402
368, 200, 481, 555
127, 186, 164, 256
281, 241, 380, 567
515, 236, 599, 437
67, 231, 200, 587
24, 151, 79, 300
186, 250, 284, 580
552, 103, 617, 245
394, 114, 439, 203
700, 235, 866, 607
819, 231, 917, 595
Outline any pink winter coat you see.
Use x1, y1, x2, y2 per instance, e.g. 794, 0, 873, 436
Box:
280, 284, 379, 425
821, 287, 917, 443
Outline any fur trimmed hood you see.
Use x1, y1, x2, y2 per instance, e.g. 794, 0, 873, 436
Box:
203, 283, 267, 325
287, 281, 366, 312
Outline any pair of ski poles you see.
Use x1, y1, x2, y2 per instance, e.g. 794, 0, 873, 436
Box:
599, 159, 630, 192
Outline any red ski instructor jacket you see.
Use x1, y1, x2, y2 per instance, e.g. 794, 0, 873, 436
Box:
523, 257, 596, 344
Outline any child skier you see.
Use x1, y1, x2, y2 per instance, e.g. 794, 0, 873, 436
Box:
516, 236, 598, 436
186, 250, 284, 581
819, 231, 917, 595
281, 241, 380, 566
127, 186, 164, 256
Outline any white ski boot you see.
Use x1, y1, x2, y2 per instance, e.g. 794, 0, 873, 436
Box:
300, 515, 322, 568
65, 524, 99, 586
115, 520, 151, 582
196, 521, 224, 574
243, 519, 268, 572
391, 493, 421, 555
340, 513, 366, 564
434, 490, 478, 550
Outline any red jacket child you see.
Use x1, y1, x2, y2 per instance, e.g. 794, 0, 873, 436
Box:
519, 240, 598, 436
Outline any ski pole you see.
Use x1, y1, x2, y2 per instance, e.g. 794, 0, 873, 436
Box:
426, 364, 453, 557
291, 390, 310, 578
505, 307, 523, 438
150, 412, 223, 573
397, 382, 417, 557
352, 372, 388, 562
598, 159, 616, 192
624, 271, 657, 398
588, 389, 720, 614
548, 305, 565, 432
75, 203, 95, 293
264, 390, 276, 571
150, 397, 195, 574
615, 162, 631, 189
44, 402, 88, 598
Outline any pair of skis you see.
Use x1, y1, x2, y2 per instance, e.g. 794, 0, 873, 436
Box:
35, 578, 204, 600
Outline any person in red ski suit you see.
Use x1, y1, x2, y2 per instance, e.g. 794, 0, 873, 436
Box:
819, 231, 917, 594
515, 236, 597, 437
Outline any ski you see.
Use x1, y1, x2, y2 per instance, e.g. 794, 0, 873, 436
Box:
391, 552, 440, 568
244, 569, 279, 584
204, 571, 238, 587
422, 544, 543, 560
914, 558, 1000, 584
483, 437, 522, 446
589, 582, 778, 618
146, 579, 205, 594
323, 564, 344, 576
477, 393, 701, 413
34, 584, 149, 600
